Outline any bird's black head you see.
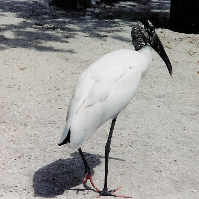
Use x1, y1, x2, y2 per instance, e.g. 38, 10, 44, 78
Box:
131, 20, 173, 76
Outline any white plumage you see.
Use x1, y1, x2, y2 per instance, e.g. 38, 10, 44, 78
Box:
59, 47, 152, 148
58, 20, 172, 197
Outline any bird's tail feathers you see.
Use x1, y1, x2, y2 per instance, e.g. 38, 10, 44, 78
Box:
58, 125, 71, 146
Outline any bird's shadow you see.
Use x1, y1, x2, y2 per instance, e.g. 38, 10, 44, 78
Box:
33, 152, 101, 197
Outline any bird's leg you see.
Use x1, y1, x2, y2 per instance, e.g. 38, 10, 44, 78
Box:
99, 118, 132, 198
103, 118, 117, 193
78, 148, 100, 192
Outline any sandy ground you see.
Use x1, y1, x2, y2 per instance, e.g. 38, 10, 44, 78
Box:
0, 1, 199, 199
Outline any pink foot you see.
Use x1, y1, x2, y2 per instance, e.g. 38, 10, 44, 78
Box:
83, 173, 100, 192
83, 174, 132, 198
98, 186, 132, 198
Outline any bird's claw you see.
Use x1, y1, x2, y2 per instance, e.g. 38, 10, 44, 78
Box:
83, 174, 132, 198
110, 186, 121, 193
83, 173, 100, 192
98, 186, 132, 198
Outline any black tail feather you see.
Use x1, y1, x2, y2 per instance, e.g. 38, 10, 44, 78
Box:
58, 129, 71, 146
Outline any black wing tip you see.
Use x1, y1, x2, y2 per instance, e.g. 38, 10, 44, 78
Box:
57, 129, 71, 146
57, 139, 69, 146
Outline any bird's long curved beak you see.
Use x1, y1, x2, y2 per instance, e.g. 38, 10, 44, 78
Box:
151, 33, 173, 76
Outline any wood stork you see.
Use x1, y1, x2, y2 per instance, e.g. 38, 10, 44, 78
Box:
58, 20, 172, 198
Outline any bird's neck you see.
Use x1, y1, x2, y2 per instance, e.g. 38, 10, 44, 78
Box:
138, 46, 152, 73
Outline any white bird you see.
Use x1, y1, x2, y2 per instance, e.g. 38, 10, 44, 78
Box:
58, 20, 172, 198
